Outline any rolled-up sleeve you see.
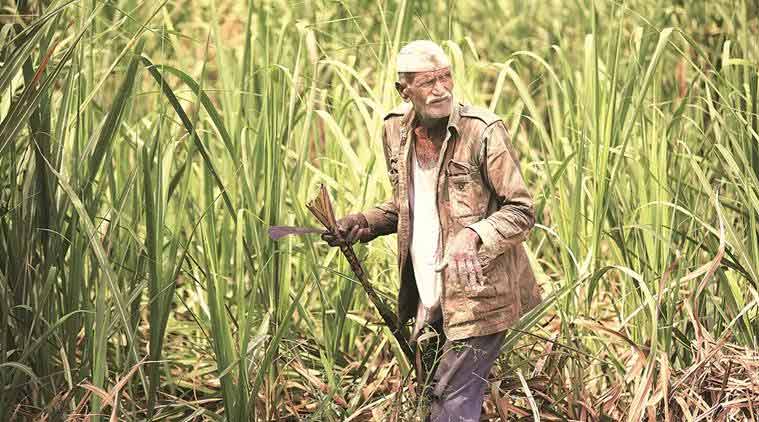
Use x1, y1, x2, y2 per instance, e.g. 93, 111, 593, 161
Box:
467, 121, 535, 254
361, 123, 399, 239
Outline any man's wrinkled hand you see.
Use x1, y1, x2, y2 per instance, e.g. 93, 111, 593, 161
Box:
321, 213, 371, 247
434, 228, 483, 286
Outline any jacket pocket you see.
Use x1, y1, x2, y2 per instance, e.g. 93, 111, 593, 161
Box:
462, 275, 497, 298
446, 160, 485, 218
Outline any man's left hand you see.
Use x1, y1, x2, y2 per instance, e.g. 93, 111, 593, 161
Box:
435, 228, 484, 287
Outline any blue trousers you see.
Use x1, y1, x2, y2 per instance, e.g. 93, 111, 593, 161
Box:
415, 315, 506, 422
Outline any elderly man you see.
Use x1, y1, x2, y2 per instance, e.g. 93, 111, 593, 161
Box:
323, 40, 542, 421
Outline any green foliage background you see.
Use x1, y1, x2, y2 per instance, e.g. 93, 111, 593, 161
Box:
1, 0, 758, 420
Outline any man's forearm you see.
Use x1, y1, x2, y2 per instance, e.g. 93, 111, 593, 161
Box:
468, 120, 535, 258
467, 201, 534, 252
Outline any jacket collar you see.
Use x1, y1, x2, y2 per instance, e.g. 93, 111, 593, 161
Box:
446, 100, 462, 136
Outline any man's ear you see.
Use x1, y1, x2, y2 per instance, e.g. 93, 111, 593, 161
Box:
395, 81, 410, 103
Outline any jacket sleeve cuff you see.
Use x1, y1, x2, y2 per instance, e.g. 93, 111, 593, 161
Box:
362, 208, 384, 234
361, 203, 398, 239
467, 218, 529, 266
466, 219, 499, 251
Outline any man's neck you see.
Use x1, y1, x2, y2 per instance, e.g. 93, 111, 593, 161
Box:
415, 114, 448, 143
417, 114, 447, 129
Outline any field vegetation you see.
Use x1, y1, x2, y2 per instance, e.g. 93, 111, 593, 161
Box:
2, 0, 759, 420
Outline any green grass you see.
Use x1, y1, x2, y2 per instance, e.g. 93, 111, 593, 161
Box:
1, 0, 758, 420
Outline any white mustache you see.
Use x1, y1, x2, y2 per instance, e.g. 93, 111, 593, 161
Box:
426, 94, 451, 105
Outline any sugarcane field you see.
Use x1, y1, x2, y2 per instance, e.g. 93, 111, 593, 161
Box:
3, 0, 759, 420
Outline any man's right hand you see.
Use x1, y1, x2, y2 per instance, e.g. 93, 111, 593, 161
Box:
321, 213, 371, 247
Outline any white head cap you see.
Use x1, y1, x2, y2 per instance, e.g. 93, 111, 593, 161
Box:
396, 40, 451, 73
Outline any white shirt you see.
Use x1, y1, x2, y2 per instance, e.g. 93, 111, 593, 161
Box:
409, 141, 443, 312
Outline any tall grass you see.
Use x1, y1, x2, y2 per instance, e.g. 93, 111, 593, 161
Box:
1, 0, 758, 420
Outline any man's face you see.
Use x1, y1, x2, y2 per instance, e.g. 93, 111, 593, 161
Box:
397, 67, 454, 120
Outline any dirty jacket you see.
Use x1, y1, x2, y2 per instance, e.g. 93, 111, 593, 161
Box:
362, 100, 542, 341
